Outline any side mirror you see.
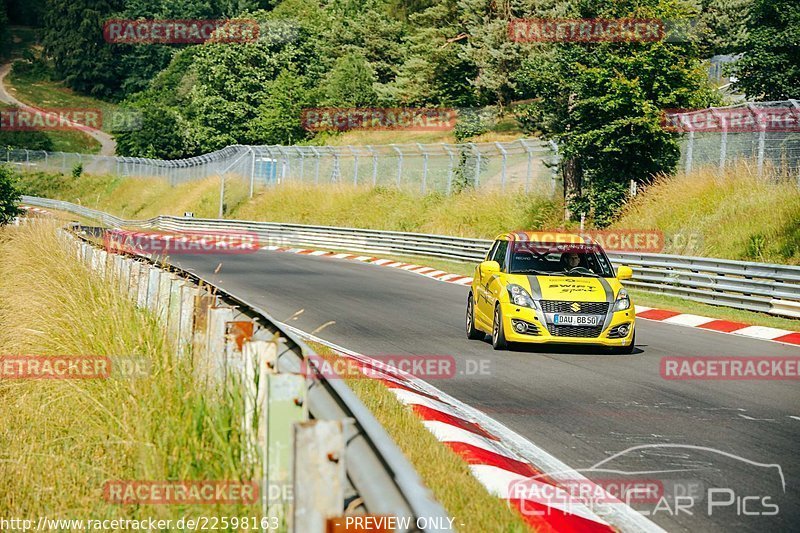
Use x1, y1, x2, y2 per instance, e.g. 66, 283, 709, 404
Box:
617, 265, 633, 280
481, 260, 501, 275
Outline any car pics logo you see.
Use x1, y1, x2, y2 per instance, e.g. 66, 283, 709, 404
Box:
104, 229, 260, 255
509, 444, 785, 518
103, 19, 260, 44
301, 108, 457, 132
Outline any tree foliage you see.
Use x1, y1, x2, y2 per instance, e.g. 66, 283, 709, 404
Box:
732, 0, 800, 100
515, 0, 719, 225
0, 165, 22, 226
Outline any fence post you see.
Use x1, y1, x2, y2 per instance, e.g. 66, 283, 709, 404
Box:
249, 147, 256, 199
468, 143, 481, 187
309, 146, 320, 185
391, 145, 402, 189
443, 144, 455, 195
417, 143, 429, 194
495, 141, 508, 190
178, 285, 199, 358
684, 130, 694, 174
368, 145, 378, 186
751, 105, 766, 178
293, 420, 347, 533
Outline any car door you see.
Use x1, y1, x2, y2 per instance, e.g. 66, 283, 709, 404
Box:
476, 239, 508, 324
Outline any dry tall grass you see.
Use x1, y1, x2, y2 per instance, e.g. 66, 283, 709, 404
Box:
615, 163, 800, 263
0, 223, 252, 520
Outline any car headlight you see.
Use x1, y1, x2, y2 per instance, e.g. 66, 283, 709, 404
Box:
614, 288, 631, 311
507, 284, 538, 309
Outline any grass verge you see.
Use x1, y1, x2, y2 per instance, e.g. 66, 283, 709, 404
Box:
306, 341, 529, 532
0, 222, 254, 520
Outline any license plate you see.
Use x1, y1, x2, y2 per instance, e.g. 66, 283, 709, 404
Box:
553, 314, 601, 326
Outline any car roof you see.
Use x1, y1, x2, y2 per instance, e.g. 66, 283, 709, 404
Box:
494, 231, 597, 244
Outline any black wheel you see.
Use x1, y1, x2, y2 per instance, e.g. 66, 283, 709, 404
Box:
610, 332, 636, 354
492, 304, 508, 350
466, 295, 483, 340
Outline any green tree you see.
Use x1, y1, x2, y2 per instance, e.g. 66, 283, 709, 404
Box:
515, 0, 718, 225
731, 0, 800, 99
0, 165, 22, 226
0, 3, 10, 58
325, 53, 378, 106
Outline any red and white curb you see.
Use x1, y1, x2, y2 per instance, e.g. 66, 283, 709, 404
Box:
263, 245, 474, 286
283, 324, 665, 533
634, 306, 800, 347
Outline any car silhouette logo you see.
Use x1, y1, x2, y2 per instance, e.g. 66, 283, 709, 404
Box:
570, 302, 581, 312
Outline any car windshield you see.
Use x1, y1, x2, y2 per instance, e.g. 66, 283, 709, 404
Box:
507, 241, 615, 278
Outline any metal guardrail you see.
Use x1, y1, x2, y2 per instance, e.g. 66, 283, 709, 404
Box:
56, 207, 450, 532
23, 195, 800, 319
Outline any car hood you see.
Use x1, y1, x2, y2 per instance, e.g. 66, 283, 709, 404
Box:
510, 274, 618, 302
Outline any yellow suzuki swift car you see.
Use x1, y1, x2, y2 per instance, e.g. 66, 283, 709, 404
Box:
466, 231, 636, 353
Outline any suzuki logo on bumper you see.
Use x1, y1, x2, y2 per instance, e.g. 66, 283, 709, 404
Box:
570, 302, 581, 312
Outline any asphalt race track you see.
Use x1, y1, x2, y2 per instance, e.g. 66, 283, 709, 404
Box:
170, 249, 800, 533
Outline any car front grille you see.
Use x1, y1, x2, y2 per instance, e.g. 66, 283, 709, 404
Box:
547, 324, 604, 338
541, 300, 610, 314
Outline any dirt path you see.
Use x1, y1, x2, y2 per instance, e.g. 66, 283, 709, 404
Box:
0, 62, 117, 156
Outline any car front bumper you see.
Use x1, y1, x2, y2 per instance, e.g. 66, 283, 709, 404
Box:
499, 301, 636, 346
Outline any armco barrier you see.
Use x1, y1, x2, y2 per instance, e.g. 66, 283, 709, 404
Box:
24, 195, 800, 319
58, 221, 450, 532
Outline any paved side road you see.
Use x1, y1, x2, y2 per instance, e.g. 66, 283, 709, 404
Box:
0, 62, 117, 156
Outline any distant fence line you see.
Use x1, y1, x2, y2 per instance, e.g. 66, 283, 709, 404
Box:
4, 100, 798, 197
3, 139, 562, 197
669, 100, 800, 177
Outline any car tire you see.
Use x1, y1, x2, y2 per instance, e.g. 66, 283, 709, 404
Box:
466, 295, 484, 340
492, 304, 508, 350
610, 332, 636, 354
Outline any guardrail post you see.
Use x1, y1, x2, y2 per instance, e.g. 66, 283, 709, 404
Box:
112, 255, 124, 285
293, 420, 347, 533
128, 261, 141, 301
204, 307, 234, 384
147, 267, 162, 312
119, 258, 132, 295
92, 249, 107, 278
191, 292, 216, 366
167, 278, 186, 343
178, 285, 199, 358
157, 271, 174, 324
264, 373, 307, 521
224, 320, 254, 384
242, 339, 279, 464
137, 266, 152, 308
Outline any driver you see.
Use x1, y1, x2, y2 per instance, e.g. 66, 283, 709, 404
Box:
562, 252, 581, 270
